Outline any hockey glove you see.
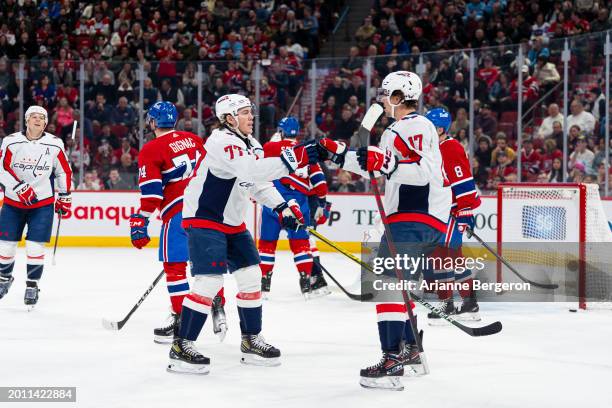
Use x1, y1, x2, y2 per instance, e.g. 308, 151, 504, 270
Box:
317, 138, 347, 166
280, 140, 319, 172
55, 193, 72, 215
13, 181, 38, 206
274, 199, 305, 232
314, 199, 332, 225
356, 146, 398, 177
454, 209, 475, 234
129, 213, 151, 249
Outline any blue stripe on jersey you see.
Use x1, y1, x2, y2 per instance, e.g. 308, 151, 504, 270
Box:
309, 171, 325, 186
195, 170, 237, 222
168, 282, 190, 294
451, 178, 477, 197
397, 184, 430, 214
161, 160, 196, 186
140, 181, 163, 196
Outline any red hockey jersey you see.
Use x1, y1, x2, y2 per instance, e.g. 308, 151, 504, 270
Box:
263, 139, 327, 198
137, 130, 204, 222
440, 137, 481, 213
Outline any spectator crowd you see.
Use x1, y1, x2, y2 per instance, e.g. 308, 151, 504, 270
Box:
318, 0, 611, 193
0, 0, 343, 189
0, 0, 611, 194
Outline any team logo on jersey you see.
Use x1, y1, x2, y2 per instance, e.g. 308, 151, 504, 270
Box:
13, 154, 51, 177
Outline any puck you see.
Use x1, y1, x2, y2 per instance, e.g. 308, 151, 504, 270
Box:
569, 309, 577, 312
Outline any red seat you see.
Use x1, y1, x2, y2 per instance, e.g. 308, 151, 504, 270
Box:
111, 124, 128, 139
499, 111, 518, 124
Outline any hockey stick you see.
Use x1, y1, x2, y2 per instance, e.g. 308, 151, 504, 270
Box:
466, 227, 559, 290
368, 174, 502, 339
102, 270, 165, 331
51, 122, 77, 266
51, 214, 62, 266
310, 250, 373, 301
311, 218, 502, 337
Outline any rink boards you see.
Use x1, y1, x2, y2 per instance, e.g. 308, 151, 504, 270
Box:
1, 191, 612, 249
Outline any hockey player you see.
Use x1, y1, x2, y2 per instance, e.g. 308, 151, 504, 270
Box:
0, 106, 72, 308
258, 116, 331, 298
129, 101, 227, 343
318, 71, 451, 390
167, 94, 318, 374
424, 108, 481, 322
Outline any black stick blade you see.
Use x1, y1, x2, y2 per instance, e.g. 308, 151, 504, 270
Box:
458, 320, 503, 337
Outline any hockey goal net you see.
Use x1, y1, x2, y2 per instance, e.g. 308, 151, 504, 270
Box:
497, 183, 612, 309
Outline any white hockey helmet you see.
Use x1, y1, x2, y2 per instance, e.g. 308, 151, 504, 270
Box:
377, 71, 423, 103
215, 94, 254, 123
25, 105, 48, 125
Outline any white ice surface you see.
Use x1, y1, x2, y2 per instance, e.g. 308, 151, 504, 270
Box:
1, 248, 611, 408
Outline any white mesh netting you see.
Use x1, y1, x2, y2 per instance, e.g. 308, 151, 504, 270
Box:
499, 183, 612, 308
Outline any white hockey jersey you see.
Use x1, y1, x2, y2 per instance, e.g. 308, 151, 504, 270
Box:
0, 131, 72, 209
343, 112, 451, 233
182, 127, 289, 233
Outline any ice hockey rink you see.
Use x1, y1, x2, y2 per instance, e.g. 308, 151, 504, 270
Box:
1, 247, 611, 408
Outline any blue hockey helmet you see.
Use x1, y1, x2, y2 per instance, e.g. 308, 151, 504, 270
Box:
146, 101, 178, 129
277, 116, 300, 138
425, 108, 452, 134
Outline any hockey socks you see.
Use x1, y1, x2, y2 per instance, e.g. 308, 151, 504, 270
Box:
0, 241, 16, 278
258, 240, 276, 277
0, 263, 15, 276
403, 315, 417, 345
164, 262, 190, 314
290, 239, 312, 296
179, 293, 213, 341
290, 239, 313, 277
236, 291, 262, 335
376, 303, 407, 353
458, 277, 475, 299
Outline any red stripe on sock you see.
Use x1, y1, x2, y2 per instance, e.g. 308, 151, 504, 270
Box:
237, 291, 261, 301
185, 293, 213, 307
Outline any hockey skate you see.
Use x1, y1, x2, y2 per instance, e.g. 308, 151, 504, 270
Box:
167, 337, 210, 375
427, 298, 455, 326
0, 275, 14, 299
261, 272, 272, 300
359, 353, 404, 391
309, 273, 331, 298
298, 271, 311, 300
399, 331, 426, 376
24, 281, 39, 311
211, 295, 228, 342
455, 295, 481, 321
240, 334, 281, 366
153, 312, 180, 344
